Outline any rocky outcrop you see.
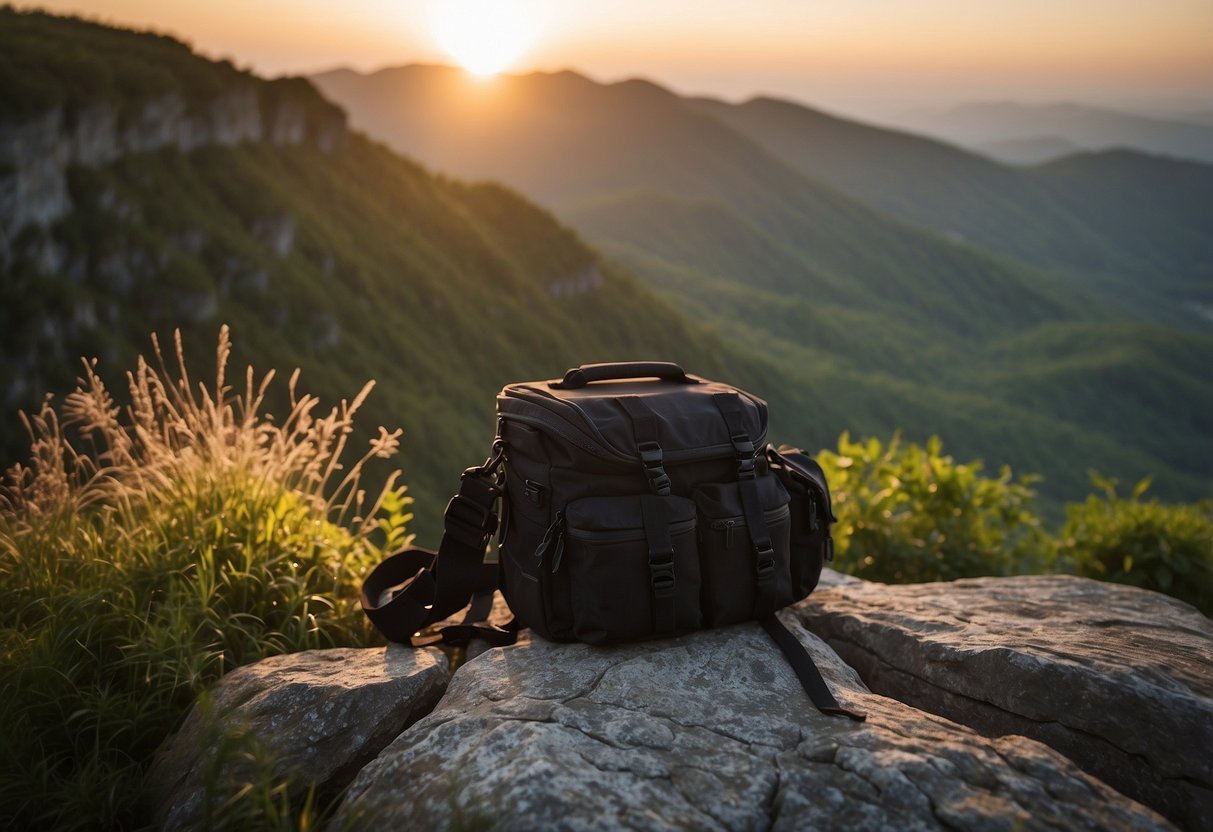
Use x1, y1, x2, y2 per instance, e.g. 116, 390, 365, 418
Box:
547, 263, 604, 297
334, 612, 1170, 830
145, 574, 1205, 830
146, 645, 447, 832
0, 81, 346, 245
796, 575, 1213, 830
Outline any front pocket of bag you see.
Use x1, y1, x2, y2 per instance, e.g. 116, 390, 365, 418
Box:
563, 495, 701, 644
695, 478, 794, 626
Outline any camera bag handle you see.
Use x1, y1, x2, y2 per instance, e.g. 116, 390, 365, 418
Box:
552, 361, 695, 389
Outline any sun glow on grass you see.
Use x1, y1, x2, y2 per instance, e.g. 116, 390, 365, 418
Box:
431, 0, 536, 77
0, 327, 413, 827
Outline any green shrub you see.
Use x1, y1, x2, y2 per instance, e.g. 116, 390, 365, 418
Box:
1060, 474, 1213, 614
0, 327, 410, 830
819, 432, 1049, 583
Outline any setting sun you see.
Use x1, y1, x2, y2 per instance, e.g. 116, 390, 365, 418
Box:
430, 0, 535, 77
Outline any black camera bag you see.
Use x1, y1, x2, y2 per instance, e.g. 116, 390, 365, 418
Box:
362, 362, 864, 720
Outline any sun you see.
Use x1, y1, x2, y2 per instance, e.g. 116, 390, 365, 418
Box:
431, 0, 535, 78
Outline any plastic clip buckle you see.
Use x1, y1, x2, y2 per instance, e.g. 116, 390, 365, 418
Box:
649, 557, 676, 598
755, 544, 776, 579
463, 438, 506, 484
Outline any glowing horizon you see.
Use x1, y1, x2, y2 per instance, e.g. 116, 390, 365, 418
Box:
22, 1, 1213, 119
430, 0, 539, 77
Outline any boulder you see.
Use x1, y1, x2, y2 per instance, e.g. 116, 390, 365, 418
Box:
148, 645, 448, 831
797, 574, 1213, 830
334, 612, 1169, 830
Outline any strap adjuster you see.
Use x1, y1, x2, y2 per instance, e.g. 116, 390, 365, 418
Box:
637, 440, 672, 495
446, 493, 492, 530
755, 544, 776, 579
649, 557, 675, 598
638, 440, 663, 465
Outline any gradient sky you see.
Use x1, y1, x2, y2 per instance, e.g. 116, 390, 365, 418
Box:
27, 1, 1213, 120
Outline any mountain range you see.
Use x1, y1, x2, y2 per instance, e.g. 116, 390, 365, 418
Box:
312, 64, 1213, 508
1, 11, 1209, 541
890, 100, 1213, 165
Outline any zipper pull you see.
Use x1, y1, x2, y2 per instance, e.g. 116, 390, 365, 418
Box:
533, 514, 565, 572
550, 530, 566, 573
713, 518, 738, 548
535, 511, 563, 567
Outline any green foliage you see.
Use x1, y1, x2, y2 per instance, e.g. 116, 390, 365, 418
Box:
0, 329, 409, 830
0, 6, 240, 120
1059, 474, 1213, 614
820, 433, 1049, 583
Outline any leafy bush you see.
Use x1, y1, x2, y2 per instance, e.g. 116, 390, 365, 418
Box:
0, 327, 410, 830
819, 432, 1049, 583
1059, 474, 1213, 614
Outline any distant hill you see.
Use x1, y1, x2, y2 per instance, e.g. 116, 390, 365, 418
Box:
686, 96, 1124, 284
1030, 150, 1213, 303
892, 101, 1213, 165
974, 136, 1083, 166
689, 95, 1213, 303
314, 66, 1071, 334
313, 64, 1213, 506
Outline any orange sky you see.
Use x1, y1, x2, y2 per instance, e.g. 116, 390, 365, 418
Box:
26, 1, 1213, 119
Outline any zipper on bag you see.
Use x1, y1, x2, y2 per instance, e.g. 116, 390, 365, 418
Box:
705, 505, 790, 548
565, 517, 696, 546
534, 511, 564, 570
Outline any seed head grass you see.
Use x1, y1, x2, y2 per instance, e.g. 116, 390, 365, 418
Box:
0, 326, 411, 830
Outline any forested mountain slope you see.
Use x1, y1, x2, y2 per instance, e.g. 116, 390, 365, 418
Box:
314, 63, 1213, 507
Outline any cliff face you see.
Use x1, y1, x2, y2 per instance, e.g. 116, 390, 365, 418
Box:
0, 81, 347, 254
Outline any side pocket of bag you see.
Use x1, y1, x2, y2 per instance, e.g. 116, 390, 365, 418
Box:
500, 509, 552, 638
785, 481, 828, 599
498, 426, 571, 641
770, 448, 834, 600
562, 495, 701, 644
694, 474, 794, 627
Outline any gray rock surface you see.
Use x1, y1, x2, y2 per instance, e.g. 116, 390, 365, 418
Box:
335, 611, 1170, 831
0, 85, 346, 243
148, 645, 448, 831
797, 574, 1213, 830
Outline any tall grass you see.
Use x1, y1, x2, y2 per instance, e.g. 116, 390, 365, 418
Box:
0, 326, 411, 830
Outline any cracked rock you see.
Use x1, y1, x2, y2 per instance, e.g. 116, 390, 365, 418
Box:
797, 573, 1213, 830
334, 613, 1168, 830
147, 645, 448, 831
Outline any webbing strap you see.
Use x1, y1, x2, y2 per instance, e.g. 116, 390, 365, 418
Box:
713, 393, 779, 617
760, 615, 867, 721
621, 396, 672, 495
640, 495, 677, 635
360, 462, 515, 648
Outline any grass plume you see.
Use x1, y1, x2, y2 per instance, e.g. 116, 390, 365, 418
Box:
0, 326, 411, 830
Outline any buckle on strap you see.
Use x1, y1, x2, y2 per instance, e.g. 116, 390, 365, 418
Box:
638, 440, 672, 496
649, 556, 676, 598
444, 483, 500, 546
731, 432, 757, 480
462, 438, 506, 484
754, 544, 776, 580
446, 493, 493, 531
